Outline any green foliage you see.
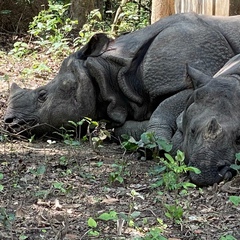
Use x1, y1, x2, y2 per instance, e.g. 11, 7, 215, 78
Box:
109, 159, 130, 184
135, 227, 167, 240
55, 126, 80, 146
152, 150, 200, 191
29, 1, 77, 56
122, 132, 172, 159
53, 181, 67, 193
230, 153, 240, 173
0, 173, 3, 191
220, 235, 237, 240
229, 196, 240, 206
116, 1, 149, 33
22, 61, 51, 78
56, 118, 111, 150
74, 1, 149, 47
87, 217, 99, 237
81, 117, 111, 151
122, 132, 200, 191
30, 165, 46, 177
0, 134, 8, 142
0, 207, 15, 228
8, 41, 32, 57
164, 203, 183, 224
74, 9, 111, 47
19, 234, 28, 240
98, 211, 118, 221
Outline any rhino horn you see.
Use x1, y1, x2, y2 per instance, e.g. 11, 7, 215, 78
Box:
10, 83, 23, 95
187, 65, 212, 89
205, 118, 222, 140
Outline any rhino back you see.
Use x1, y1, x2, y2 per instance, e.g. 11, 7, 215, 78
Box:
142, 14, 235, 101
200, 14, 240, 53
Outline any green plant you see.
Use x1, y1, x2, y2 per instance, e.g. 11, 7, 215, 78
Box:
229, 196, 240, 206
115, 1, 149, 34
0, 134, 8, 142
109, 159, 130, 184
81, 117, 111, 151
98, 210, 118, 221
135, 227, 167, 240
74, 1, 150, 48
30, 165, 46, 177
87, 217, 99, 237
56, 118, 110, 149
164, 203, 183, 224
53, 181, 67, 194
28, 134, 35, 143
220, 235, 237, 240
230, 153, 240, 173
74, 9, 112, 48
0, 173, 3, 191
55, 126, 80, 146
8, 41, 32, 57
0, 207, 15, 228
22, 61, 51, 78
121, 132, 172, 160
34, 190, 50, 199
122, 132, 200, 191
29, 1, 77, 56
19, 234, 28, 240
152, 150, 200, 191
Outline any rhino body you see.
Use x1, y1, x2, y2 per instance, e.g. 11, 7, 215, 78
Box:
4, 13, 240, 186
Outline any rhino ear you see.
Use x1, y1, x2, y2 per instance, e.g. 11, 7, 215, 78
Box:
187, 65, 212, 89
76, 33, 111, 60
10, 83, 23, 95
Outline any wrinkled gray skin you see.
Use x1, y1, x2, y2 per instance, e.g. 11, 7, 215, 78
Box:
173, 54, 240, 186
4, 13, 240, 186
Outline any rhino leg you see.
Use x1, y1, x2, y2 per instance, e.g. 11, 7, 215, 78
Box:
114, 120, 149, 140
147, 89, 192, 145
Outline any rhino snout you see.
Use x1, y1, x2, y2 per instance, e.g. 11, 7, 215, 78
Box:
4, 111, 38, 131
4, 114, 16, 124
188, 160, 235, 186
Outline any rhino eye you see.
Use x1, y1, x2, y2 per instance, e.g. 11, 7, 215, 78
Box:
38, 90, 47, 103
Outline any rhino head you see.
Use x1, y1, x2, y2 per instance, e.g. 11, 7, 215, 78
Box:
182, 65, 240, 186
4, 53, 97, 136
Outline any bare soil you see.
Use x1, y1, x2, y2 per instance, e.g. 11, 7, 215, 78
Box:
0, 36, 239, 240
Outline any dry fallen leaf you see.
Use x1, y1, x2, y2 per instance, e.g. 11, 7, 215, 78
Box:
101, 197, 119, 204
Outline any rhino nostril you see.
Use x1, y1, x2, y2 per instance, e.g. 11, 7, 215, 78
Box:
4, 117, 15, 124
217, 165, 230, 178
223, 171, 233, 180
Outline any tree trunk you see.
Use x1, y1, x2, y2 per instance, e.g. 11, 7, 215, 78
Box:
151, 0, 175, 24
229, 0, 240, 15
70, 0, 95, 29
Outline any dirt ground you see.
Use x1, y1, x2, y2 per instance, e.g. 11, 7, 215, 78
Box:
0, 35, 239, 240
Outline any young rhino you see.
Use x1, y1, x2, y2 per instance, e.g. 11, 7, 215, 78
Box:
179, 55, 240, 186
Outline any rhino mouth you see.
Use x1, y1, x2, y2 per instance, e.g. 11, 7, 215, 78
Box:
187, 156, 237, 186
4, 118, 39, 135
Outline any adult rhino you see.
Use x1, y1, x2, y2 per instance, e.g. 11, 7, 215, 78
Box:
4, 13, 240, 185
165, 54, 240, 186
